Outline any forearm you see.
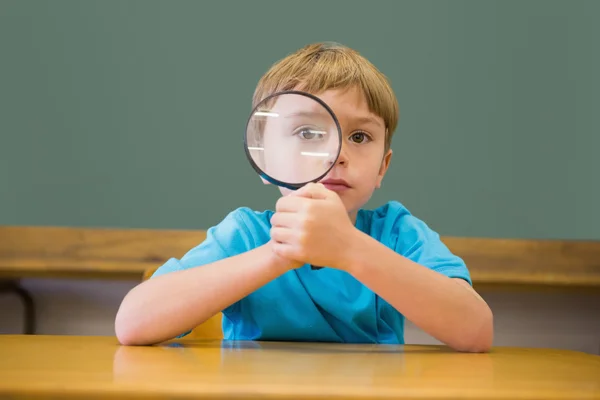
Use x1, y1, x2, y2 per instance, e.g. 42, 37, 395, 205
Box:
115, 242, 288, 346
345, 230, 493, 353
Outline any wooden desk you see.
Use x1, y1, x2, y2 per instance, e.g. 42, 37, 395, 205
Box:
1, 335, 598, 399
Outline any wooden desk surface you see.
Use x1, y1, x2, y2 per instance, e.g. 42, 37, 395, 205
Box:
0, 335, 598, 399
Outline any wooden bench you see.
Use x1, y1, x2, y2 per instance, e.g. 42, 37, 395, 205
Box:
2, 225, 599, 287
2, 225, 600, 335
0, 226, 207, 280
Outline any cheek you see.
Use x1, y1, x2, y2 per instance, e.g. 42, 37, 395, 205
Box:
356, 161, 387, 189
358, 156, 386, 177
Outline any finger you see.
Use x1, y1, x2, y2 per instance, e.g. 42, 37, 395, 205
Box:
289, 183, 322, 198
275, 195, 309, 212
271, 241, 299, 262
270, 212, 299, 228
291, 183, 330, 200
270, 226, 296, 244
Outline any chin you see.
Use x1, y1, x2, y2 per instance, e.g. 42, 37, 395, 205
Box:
339, 197, 361, 215
345, 193, 375, 212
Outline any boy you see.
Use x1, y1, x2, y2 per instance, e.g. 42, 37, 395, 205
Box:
115, 42, 493, 352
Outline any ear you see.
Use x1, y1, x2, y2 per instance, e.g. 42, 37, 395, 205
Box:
375, 149, 393, 189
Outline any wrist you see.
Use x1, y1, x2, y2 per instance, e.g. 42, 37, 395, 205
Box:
335, 227, 369, 274
265, 241, 302, 273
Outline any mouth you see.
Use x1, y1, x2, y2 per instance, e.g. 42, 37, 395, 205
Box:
320, 178, 351, 191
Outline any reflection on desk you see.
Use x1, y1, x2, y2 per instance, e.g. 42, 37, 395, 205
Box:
1, 335, 599, 399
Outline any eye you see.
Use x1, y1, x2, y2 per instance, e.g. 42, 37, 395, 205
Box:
295, 127, 324, 141
349, 131, 371, 144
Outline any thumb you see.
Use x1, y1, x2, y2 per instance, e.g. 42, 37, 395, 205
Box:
291, 183, 330, 199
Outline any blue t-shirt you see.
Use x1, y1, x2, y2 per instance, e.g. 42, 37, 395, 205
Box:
151, 200, 471, 344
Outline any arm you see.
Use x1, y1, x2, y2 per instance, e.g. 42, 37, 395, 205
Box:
115, 242, 294, 346
344, 229, 494, 353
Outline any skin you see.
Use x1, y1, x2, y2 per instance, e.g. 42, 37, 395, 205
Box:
115, 86, 494, 352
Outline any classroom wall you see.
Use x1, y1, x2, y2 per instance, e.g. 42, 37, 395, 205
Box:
1, 1, 599, 353
2, 0, 599, 239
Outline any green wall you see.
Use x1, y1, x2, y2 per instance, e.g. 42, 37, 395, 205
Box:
1, 0, 598, 240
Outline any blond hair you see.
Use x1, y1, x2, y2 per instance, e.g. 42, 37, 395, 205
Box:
252, 42, 399, 151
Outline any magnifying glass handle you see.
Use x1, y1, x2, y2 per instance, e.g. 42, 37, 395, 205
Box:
310, 265, 323, 270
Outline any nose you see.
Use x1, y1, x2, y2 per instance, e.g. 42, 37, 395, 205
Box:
326, 139, 348, 167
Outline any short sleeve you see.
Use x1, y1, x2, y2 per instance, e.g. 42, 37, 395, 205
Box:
394, 215, 472, 286
149, 207, 262, 336
151, 207, 257, 279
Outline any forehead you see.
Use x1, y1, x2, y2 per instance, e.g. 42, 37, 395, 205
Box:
269, 92, 330, 116
307, 87, 385, 129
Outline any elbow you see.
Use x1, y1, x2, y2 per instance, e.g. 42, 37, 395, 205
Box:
454, 306, 494, 353
114, 292, 178, 346
457, 336, 493, 353
115, 316, 155, 346
114, 298, 151, 346
114, 309, 140, 346
115, 324, 140, 347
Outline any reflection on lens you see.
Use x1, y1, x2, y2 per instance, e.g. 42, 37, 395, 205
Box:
245, 92, 341, 186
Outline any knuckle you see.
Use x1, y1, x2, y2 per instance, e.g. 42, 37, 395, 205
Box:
276, 197, 290, 210
271, 213, 280, 226
271, 227, 282, 241
277, 245, 292, 259
272, 243, 284, 257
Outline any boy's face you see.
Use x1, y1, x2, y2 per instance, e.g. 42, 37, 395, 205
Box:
276, 86, 393, 221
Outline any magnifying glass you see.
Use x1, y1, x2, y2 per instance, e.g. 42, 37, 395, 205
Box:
244, 90, 343, 270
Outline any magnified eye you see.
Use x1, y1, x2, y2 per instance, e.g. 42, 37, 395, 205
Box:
296, 127, 325, 140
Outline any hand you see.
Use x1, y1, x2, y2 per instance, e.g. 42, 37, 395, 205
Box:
266, 240, 305, 272
270, 183, 357, 270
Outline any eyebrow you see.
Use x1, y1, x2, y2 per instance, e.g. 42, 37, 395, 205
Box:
353, 116, 384, 128
279, 111, 385, 129
283, 111, 332, 119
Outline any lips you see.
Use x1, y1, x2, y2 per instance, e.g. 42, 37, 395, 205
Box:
320, 178, 351, 191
